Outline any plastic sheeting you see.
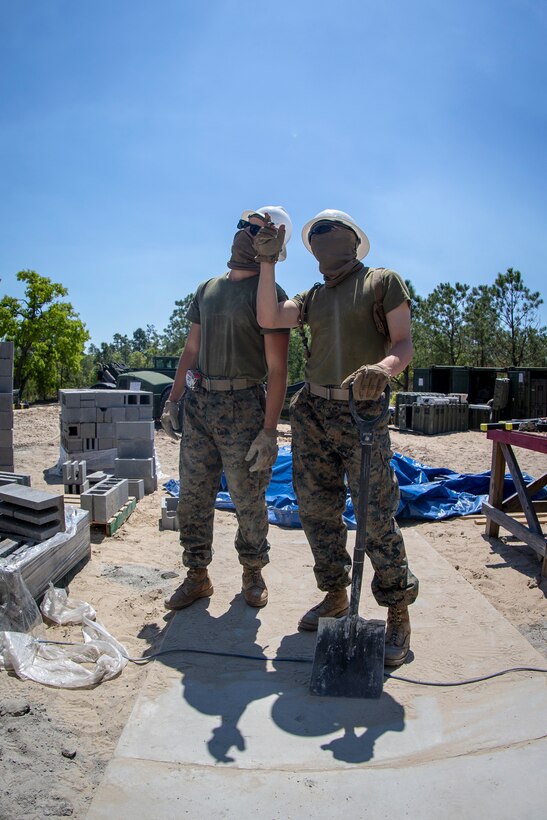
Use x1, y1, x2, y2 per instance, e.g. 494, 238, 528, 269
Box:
163, 445, 547, 528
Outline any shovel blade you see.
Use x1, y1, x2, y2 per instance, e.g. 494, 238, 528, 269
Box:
309, 615, 385, 699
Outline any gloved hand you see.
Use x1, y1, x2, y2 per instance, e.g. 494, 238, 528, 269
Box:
340, 363, 390, 401
160, 399, 181, 441
253, 221, 286, 263
245, 429, 278, 472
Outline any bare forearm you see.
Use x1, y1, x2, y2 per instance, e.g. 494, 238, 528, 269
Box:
377, 338, 413, 377
264, 369, 288, 429
257, 263, 299, 328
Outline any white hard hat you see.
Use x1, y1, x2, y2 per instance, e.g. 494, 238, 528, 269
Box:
240, 205, 293, 261
301, 209, 370, 260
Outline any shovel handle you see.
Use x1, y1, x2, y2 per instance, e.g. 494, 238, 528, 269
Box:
348, 383, 391, 445
347, 383, 391, 618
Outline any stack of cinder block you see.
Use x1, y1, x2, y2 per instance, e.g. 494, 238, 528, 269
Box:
59, 389, 153, 454
80, 477, 129, 524
0, 341, 14, 471
114, 421, 157, 495
63, 460, 90, 494
0, 483, 65, 542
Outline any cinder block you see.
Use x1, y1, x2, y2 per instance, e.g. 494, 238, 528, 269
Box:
0, 430, 13, 448
88, 471, 109, 485
97, 438, 115, 450
138, 393, 152, 406
0, 447, 14, 465
123, 406, 140, 421
114, 457, 155, 479
111, 408, 126, 422
80, 399, 96, 408
0, 376, 12, 393
0, 394, 13, 412
0, 409, 15, 428
116, 421, 154, 440
143, 474, 158, 495
97, 423, 115, 438
59, 391, 82, 408
0, 517, 63, 542
80, 423, 96, 438
127, 478, 145, 500
117, 439, 155, 458
0, 341, 14, 359
63, 423, 81, 438
62, 437, 83, 454
161, 496, 179, 530
0, 358, 13, 377
64, 479, 90, 495
80, 478, 129, 523
138, 405, 153, 420
82, 438, 97, 451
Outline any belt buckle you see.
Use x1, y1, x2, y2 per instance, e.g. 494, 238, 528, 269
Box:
186, 370, 203, 391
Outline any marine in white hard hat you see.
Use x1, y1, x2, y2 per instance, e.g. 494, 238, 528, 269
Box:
302, 209, 370, 260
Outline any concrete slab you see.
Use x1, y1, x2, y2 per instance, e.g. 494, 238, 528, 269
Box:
87, 529, 547, 819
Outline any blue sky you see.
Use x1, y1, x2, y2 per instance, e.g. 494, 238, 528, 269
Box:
1, 0, 546, 346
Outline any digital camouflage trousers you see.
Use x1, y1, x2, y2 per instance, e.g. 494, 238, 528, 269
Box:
177, 385, 271, 569
290, 386, 419, 608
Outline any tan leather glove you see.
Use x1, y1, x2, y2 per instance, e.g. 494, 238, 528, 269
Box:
253, 223, 286, 263
160, 399, 181, 441
245, 429, 278, 472
340, 363, 390, 401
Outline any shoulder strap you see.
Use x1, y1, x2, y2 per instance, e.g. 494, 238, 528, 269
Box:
371, 268, 390, 339
298, 282, 321, 359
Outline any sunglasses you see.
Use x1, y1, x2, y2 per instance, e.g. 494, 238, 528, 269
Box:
237, 219, 261, 236
309, 221, 360, 244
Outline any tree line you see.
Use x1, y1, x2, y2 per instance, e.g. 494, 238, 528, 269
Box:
1, 267, 545, 401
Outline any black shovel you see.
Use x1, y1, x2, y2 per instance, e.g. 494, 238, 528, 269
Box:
309, 384, 391, 699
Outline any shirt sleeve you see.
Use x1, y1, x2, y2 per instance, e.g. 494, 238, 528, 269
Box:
185, 279, 211, 325
382, 270, 411, 315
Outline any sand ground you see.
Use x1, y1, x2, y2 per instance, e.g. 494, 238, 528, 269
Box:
1, 403, 545, 819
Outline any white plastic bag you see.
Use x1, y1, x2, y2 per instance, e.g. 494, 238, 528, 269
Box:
0, 616, 128, 688
40, 583, 96, 624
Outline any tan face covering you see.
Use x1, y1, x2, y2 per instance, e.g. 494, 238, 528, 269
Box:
227, 228, 260, 273
310, 224, 364, 287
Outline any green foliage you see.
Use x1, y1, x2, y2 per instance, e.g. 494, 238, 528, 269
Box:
162, 294, 195, 354
491, 268, 544, 366
0, 270, 89, 400
288, 328, 308, 383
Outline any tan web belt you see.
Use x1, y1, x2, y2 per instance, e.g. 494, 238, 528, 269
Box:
201, 376, 258, 392
307, 382, 350, 401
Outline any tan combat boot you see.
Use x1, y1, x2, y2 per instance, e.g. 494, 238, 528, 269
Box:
242, 567, 268, 607
164, 568, 213, 610
298, 590, 349, 631
384, 604, 411, 667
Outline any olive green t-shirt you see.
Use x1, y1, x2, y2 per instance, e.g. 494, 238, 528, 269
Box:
292, 267, 410, 385
186, 274, 289, 380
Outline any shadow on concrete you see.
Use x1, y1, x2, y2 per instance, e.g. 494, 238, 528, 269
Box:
138, 597, 405, 766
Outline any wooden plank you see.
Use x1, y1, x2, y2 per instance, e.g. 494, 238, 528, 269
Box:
485, 440, 505, 538
486, 428, 547, 454
503, 488, 547, 514
482, 501, 547, 562
92, 497, 137, 536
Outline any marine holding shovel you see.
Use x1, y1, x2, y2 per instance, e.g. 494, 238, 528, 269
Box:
254, 209, 419, 666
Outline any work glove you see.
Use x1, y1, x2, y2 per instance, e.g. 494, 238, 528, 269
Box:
245, 429, 278, 472
253, 221, 286, 263
340, 363, 391, 401
160, 399, 181, 442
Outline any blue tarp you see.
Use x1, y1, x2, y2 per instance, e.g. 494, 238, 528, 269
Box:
163, 445, 546, 528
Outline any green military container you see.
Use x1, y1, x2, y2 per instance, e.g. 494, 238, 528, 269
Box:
507, 368, 547, 419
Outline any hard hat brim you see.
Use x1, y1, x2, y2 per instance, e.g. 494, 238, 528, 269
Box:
241, 206, 292, 262
301, 215, 370, 260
